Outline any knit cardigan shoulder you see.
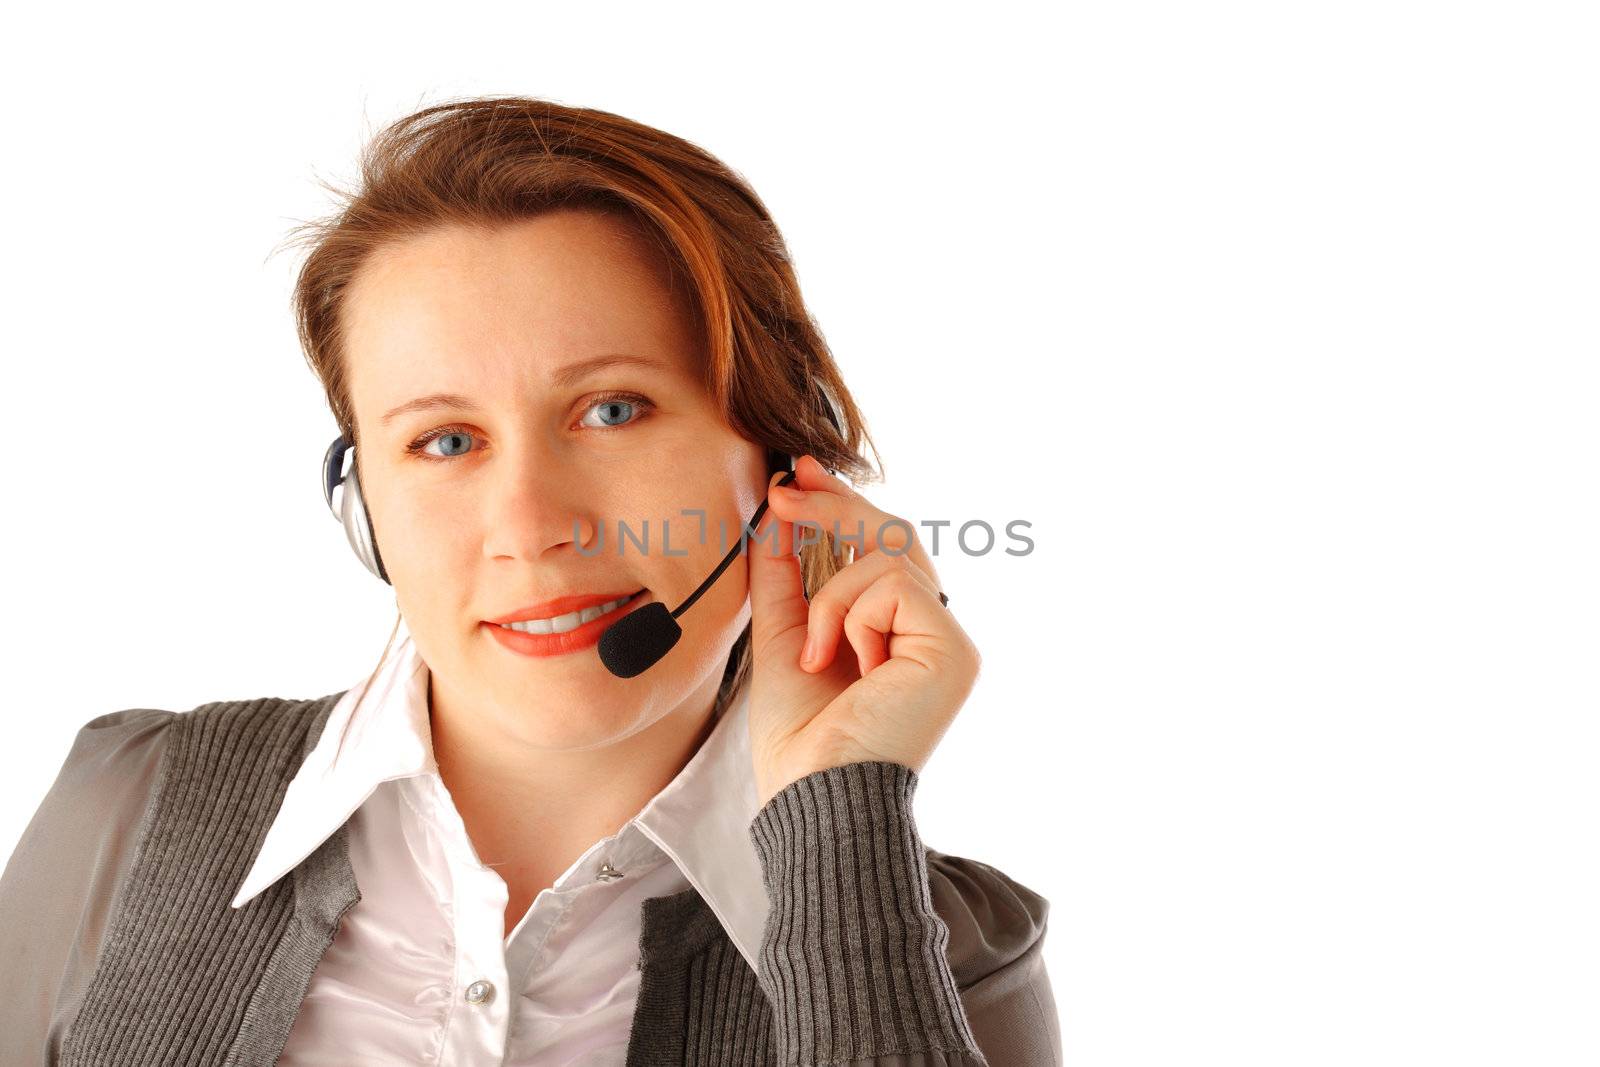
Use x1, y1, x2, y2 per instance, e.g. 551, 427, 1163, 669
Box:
0, 694, 1059, 1066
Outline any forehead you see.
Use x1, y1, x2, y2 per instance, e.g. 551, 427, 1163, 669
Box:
341, 209, 703, 405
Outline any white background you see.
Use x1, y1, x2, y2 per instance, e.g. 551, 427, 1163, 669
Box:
4, 2, 1596, 1063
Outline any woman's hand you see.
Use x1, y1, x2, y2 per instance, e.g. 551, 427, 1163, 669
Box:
746, 454, 982, 808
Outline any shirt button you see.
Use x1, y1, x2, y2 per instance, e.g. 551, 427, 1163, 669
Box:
464, 979, 496, 1005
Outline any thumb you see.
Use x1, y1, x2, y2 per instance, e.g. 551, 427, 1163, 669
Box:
747, 469, 809, 655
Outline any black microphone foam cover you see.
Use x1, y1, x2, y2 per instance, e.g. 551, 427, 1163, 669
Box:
598, 601, 682, 679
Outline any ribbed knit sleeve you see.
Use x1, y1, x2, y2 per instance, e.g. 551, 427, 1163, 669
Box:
748, 760, 988, 1066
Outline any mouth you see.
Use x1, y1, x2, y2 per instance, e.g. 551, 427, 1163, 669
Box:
488, 589, 647, 634
482, 589, 650, 659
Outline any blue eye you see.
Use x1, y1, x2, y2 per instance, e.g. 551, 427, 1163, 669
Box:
403, 392, 654, 462
579, 393, 652, 429
407, 429, 479, 460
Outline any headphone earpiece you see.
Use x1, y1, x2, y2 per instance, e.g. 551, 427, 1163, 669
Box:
322, 435, 392, 585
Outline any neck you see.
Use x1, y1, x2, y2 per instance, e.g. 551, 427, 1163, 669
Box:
425, 668, 725, 900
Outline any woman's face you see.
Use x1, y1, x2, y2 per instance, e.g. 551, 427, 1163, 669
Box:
342, 208, 768, 750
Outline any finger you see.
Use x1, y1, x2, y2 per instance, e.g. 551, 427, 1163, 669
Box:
768, 455, 942, 589
747, 469, 810, 657
840, 568, 954, 677
800, 550, 948, 674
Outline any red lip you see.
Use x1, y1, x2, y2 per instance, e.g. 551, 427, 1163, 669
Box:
482, 591, 651, 659
487, 590, 644, 625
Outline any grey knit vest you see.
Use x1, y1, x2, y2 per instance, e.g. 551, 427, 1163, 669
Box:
55, 694, 988, 1066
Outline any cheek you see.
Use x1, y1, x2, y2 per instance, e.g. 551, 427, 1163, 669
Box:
623, 483, 752, 593
382, 496, 475, 578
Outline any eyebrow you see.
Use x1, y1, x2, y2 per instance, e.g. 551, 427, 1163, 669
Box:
380, 354, 674, 425
381, 393, 480, 426
548, 353, 674, 389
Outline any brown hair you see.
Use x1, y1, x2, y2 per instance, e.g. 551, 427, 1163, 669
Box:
277, 95, 881, 720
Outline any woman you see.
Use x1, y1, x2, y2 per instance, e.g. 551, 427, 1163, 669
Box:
0, 96, 1059, 1065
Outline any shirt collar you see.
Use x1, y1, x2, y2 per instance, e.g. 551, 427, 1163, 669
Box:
229, 617, 769, 973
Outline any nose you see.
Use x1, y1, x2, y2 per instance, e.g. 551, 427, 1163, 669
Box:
480, 434, 602, 564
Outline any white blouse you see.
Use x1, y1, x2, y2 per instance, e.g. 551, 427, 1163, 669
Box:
227, 616, 769, 1065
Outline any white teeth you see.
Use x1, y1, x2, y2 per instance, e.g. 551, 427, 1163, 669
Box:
498, 593, 636, 635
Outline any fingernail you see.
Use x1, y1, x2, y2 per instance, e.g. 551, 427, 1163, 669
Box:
801, 633, 817, 666
772, 485, 803, 500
